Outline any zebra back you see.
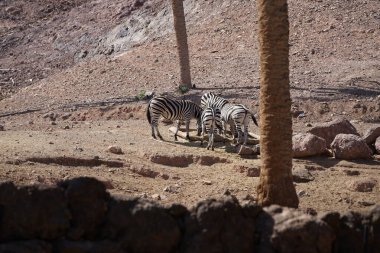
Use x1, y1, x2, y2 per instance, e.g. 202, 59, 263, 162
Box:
201, 92, 229, 110
148, 96, 202, 122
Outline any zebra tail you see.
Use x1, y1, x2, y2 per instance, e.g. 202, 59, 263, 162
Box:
251, 113, 258, 126
146, 103, 152, 125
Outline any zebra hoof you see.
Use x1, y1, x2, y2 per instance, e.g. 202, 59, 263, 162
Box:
211, 147, 214, 151
152, 135, 157, 139
158, 135, 163, 140
206, 146, 209, 150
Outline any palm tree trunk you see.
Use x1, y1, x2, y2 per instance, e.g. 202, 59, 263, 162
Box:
256, 0, 299, 207
171, 0, 192, 89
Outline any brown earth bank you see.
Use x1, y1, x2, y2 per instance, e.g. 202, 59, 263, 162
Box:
0, 0, 380, 213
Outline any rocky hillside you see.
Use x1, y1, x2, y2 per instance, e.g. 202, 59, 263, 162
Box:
0, 0, 379, 112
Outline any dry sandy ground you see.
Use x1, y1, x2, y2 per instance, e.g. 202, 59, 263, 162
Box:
0, 104, 379, 213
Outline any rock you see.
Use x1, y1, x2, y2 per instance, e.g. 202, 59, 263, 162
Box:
376, 137, 380, 154
233, 165, 260, 177
267, 206, 335, 253
102, 198, 180, 253
63, 125, 70, 129
164, 185, 180, 193
369, 205, 380, 252
150, 154, 194, 167
236, 145, 256, 155
307, 118, 359, 147
160, 173, 170, 180
202, 180, 212, 185
347, 178, 377, 192
107, 145, 123, 154
196, 155, 229, 166
343, 169, 360, 176
357, 201, 375, 207
297, 190, 308, 197
0, 124, 4, 131
292, 167, 314, 183
0, 240, 52, 253
151, 194, 161, 200
183, 196, 255, 253
0, 182, 70, 241
61, 113, 72, 120
59, 177, 109, 240
129, 165, 159, 178
292, 133, 328, 158
362, 126, 380, 145
55, 240, 122, 253
331, 134, 373, 160
252, 144, 260, 154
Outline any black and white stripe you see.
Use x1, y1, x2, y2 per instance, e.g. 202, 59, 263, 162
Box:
221, 104, 258, 145
201, 92, 258, 145
147, 96, 203, 141
200, 92, 229, 110
200, 107, 223, 150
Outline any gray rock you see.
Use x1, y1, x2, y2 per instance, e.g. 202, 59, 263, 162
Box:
307, 118, 359, 147
331, 134, 373, 160
375, 136, 380, 154
362, 126, 380, 144
292, 167, 315, 183
107, 145, 123, 154
269, 206, 335, 253
292, 133, 328, 158
347, 178, 377, 192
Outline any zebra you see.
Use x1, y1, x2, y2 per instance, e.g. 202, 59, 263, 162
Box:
201, 92, 258, 145
200, 92, 229, 110
200, 107, 223, 150
146, 96, 203, 141
221, 103, 258, 145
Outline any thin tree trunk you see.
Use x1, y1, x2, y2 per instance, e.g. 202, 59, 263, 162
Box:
256, 0, 299, 207
171, 0, 192, 89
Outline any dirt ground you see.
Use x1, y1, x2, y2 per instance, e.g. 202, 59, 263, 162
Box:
0, 0, 380, 213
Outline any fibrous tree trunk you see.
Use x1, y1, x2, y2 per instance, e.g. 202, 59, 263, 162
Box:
171, 0, 192, 89
256, 0, 299, 208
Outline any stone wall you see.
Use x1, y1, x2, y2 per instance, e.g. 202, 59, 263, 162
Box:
0, 177, 379, 253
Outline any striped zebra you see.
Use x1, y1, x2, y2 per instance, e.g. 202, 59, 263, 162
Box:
221, 103, 258, 145
200, 107, 223, 150
201, 92, 258, 145
146, 96, 203, 141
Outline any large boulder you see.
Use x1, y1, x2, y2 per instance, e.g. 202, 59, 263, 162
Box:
259, 205, 335, 253
375, 137, 380, 154
0, 182, 70, 241
59, 177, 110, 240
307, 118, 359, 147
102, 198, 180, 253
292, 133, 328, 158
362, 126, 380, 145
0, 240, 52, 253
183, 196, 257, 253
331, 134, 373, 160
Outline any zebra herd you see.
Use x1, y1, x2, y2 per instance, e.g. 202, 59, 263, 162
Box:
146, 92, 258, 150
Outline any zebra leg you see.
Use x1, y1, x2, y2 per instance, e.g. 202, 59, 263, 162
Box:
151, 124, 156, 139
207, 131, 212, 150
201, 124, 205, 146
185, 120, 191, 141
243, 125, 249, 145
174, 120, 180, 141
155, 123, 163, 140
210, 131, 215, 151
